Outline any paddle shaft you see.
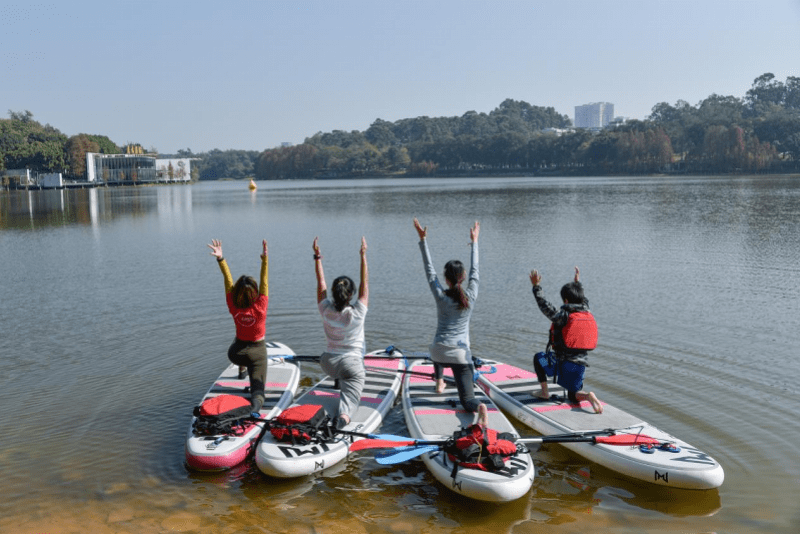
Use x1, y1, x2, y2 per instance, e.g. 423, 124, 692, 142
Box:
349, 430, 658, 452
269, 354, 408, 362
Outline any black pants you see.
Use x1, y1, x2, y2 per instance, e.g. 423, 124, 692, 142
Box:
433, 362, 481, 413
227, 338, 267, 410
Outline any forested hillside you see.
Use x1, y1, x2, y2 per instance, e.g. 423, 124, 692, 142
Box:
3, 73, 799, 181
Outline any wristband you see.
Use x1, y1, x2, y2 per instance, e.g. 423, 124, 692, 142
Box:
217, 257, 224, 262
313, 254, 321, 260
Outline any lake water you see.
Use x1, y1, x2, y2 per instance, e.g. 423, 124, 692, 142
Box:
1, 176, 799, 534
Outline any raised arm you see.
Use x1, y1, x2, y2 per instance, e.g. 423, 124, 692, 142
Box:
259, 239, 269, 296
208, 239, 234, 293
313, 237, 327, 303
529, 269, 559, 320
358, 237, 369, 306
415, 219, 444, 297
467, 221, 480, 294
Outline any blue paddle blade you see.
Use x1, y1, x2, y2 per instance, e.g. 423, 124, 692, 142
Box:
374, 445, 441, 465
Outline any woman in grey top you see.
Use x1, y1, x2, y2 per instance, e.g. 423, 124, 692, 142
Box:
414, 218, 488, 427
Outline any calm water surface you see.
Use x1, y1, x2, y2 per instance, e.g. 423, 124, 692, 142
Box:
1, 176, 799, 533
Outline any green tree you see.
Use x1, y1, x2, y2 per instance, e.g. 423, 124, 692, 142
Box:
65, 134, 100, 178
0, 112, 67, 172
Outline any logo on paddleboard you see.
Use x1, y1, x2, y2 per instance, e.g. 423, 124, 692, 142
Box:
655, 470, 669, 483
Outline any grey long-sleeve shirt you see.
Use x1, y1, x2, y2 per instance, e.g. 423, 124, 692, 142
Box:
419, 239, 479, 362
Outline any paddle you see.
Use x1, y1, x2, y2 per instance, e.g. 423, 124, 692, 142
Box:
268, 346, 431, 363
349, 430, 659, 452
375, 445, 441, 465
363, 361, 497, 382
369, 432, 665, 465
362, 365, 443, 381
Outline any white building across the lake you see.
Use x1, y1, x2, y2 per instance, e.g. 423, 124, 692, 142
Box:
574, 102, 615, 129
86, 153, 193, 184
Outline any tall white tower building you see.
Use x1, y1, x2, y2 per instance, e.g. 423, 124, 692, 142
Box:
574, 102, 615, 128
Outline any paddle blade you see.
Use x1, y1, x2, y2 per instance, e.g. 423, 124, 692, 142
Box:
350, 438, 416, 452
595, 434, 660, 446
375, 445, 440, 465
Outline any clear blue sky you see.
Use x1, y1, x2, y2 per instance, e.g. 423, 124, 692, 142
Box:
2, 0, 798, 154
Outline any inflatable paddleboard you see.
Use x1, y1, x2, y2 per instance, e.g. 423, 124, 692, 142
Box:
401, 361, 535, 502
185, 341, 300, 470
476, 361, 724, 490
255, 349, 405, 478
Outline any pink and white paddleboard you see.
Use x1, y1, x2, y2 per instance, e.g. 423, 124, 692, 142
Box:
185, 341, 300, 471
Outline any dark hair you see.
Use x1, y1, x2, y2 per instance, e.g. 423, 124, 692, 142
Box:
232, 275, 258, 309
332, 276, 356, 312
443, 260, 469, 310
560, 281, 588, 306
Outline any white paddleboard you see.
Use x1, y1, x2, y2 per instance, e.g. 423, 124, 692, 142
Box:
401, 361, 535, 503
185, 341, 300, 470
477, 361, 724, 490
255, 349, 405, 478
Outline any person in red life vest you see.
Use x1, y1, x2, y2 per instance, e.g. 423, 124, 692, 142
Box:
313, 236, 369, 430
207, 238, 269, 412
529, 266, 603, 414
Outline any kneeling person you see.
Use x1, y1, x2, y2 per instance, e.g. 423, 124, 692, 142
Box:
529, 266, 602, 414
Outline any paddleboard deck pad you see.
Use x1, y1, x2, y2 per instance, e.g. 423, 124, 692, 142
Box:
255, 349, 405, 478
401, 362, 535, 502
477, 361, 724, 489
185, 341, 300, 470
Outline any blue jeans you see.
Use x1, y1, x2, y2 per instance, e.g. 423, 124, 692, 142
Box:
533, 351, 585, 403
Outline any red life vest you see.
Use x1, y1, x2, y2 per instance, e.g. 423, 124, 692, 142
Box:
550, 310, 598, 352
444, 424, 518, 472
269, 404, 330, 445
192, 394, 255, 436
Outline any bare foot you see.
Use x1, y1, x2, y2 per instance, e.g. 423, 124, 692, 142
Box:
336, 414, 350, 430
477, 403, 489, 427
536, 383, 550, 400
435, 379, 445, 394
586, 392, 603, 414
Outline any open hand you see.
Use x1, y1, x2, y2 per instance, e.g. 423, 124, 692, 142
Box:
207, 239, 223, 260
529, 269, 542, 286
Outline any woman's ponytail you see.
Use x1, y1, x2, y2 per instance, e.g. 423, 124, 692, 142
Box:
331, 276, 356, 312
443, 260, 469, 310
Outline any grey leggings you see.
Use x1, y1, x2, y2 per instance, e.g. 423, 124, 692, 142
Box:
320, 352, 366, 420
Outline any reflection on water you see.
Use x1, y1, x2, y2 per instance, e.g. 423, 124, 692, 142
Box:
0, 184, 195, 231
1, 176, 800, 534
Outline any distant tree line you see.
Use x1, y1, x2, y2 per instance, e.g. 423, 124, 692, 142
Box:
4, 73, 799, 181
253, 73, 800, 179
1, 110, 122, 178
